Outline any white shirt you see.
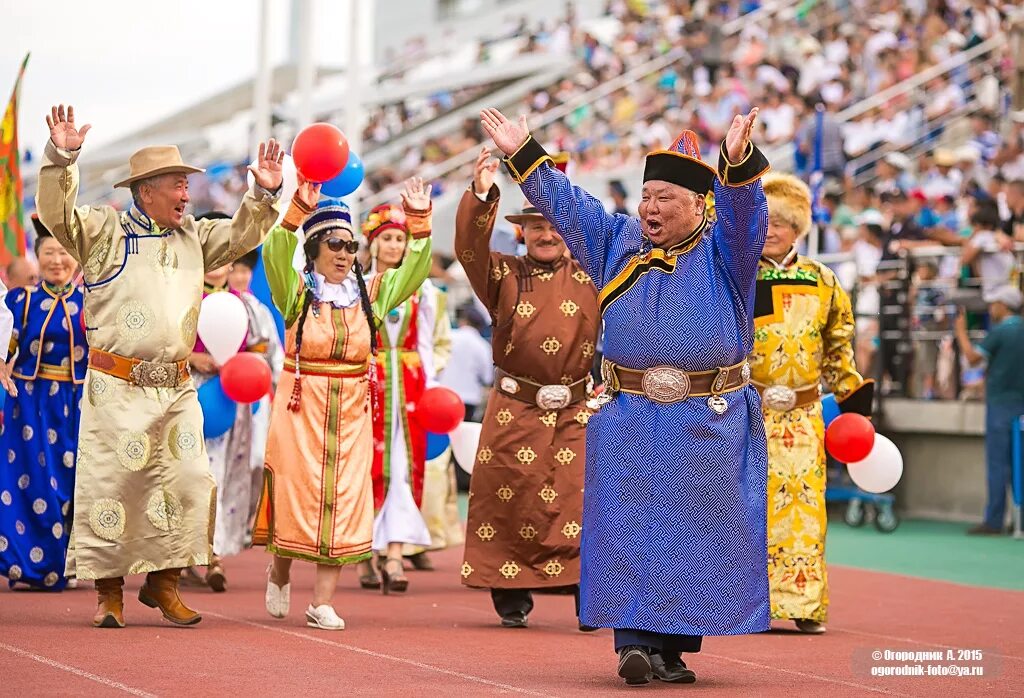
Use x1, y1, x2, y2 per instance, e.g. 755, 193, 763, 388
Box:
438, 326, 493, 406
311, 271, 362, 308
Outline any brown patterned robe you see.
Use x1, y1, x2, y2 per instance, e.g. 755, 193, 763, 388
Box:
455, 184, 599, 589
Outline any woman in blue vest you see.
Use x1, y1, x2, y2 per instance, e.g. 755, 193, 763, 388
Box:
0, 216, 88, 590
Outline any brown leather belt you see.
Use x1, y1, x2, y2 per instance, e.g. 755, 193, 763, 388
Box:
495, 367, 589, 410
88, 348, 191, 388
602, 358, 750, 404
753, 382, 822, 411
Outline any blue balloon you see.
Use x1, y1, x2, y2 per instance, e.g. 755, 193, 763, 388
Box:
251, 400, 262, 415
821, 393, 840, 427
198, 377, 236, 439
320, 152, 364, 198
425, 431, 450, 460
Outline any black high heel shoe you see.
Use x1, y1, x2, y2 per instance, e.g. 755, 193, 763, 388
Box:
380, 557, 408, 595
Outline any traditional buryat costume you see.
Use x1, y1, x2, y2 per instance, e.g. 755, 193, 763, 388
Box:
254, 203, 432, 569
0, 258, 87, 590
456, 164, 600, 625
501, 130, 771, 662
750, 173, 872, 630
362, 204, 440, 556
36, 142, 280, 626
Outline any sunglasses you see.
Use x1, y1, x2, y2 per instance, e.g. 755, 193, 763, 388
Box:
322, 237, 360, 254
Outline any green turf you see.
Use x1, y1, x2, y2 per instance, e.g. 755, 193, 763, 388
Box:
826, 518, 1024, 591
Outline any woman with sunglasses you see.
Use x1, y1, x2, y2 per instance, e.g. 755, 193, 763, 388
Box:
354, 198, 447, 594
253, 176, 432, 630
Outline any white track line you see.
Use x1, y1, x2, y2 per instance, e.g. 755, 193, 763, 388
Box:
830, 627, 1024, 663
0, 641, 157, 697
701, 652, 911, 696
205, 611, 553, 697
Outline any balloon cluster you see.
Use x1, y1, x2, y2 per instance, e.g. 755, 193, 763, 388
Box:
244, 122, 366, 226
821, 394, 903, 493
196, 293, 273, 439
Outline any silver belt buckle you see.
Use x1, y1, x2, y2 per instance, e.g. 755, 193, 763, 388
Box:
130, 360, 180, 388
762, 384, 797, 411
536, 384, 572, 410
641, 366, 691, 404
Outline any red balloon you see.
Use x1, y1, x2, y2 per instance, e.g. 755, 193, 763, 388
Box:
220, 353, 273, 404
414, 387, 465, 434
825, 413, 876, 464
291, 123, 350, 183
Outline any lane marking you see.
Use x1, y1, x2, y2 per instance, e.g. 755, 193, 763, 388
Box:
0, 641, 158, 697
702, 652, 911, 696
206, 611, 554, 696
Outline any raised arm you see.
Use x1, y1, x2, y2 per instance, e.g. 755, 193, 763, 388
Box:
198, 139, 284, 270
712, 109, 771, 296
481, 109, 621, 286
372, 178, 434, 318
35, 105, 117, 266
260, 179, 319, 327
453, 147, 507, 313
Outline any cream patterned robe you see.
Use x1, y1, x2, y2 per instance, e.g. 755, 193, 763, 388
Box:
36, 141, 280, 580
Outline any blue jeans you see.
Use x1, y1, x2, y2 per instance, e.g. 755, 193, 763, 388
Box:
983, 401, 1024, 530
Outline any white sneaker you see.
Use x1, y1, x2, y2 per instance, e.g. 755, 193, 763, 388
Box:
265, 566, 290, 619
305, 604, 345, 630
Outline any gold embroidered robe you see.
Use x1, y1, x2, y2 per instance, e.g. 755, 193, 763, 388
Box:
749, 255, 866, 622
455, 184, 599, 589
36, 141, 280, 580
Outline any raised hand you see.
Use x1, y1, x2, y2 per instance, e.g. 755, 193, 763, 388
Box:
46, 105, 91, 150
0, 360, 18, 398
480, 108, 530, 157
248, 138, 285, 192
294, 172, 321, 210
725, 108, 759, 164
473, 146, 499, 195
401, 176, 432, 211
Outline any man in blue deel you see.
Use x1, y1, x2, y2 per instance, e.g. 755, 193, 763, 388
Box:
481, 106, 771, 686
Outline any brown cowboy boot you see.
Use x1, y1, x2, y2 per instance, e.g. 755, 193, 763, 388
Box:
93, 577, 125, 628
138, 569, 202, 626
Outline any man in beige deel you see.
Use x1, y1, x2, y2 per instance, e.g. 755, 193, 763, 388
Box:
36, 104, 284, 628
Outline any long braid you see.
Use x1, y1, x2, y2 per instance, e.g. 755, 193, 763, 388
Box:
353, 259, 379, 415
287, 260, 316, 413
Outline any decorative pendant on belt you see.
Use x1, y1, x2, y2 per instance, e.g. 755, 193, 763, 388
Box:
707, 395, 728, 414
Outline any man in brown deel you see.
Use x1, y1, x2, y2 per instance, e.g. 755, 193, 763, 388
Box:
456, 147, 599, 630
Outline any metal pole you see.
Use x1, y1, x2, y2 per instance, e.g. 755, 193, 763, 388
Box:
253, 0, 273, 150
295, 0, 316, 128
346, 0, 367, 224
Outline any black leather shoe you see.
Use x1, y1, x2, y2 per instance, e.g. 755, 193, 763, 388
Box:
500, 612, 528, 628
650, 653, 696, 683
617, 646, 652, 686
578, 622, 599, 632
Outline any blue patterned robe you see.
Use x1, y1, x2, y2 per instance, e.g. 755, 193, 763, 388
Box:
513, 143, 771, 636
0, 283, 87, 589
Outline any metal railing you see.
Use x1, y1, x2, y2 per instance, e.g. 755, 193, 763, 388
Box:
361, 0, 804, 209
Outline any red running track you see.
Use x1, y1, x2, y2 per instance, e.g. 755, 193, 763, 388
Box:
1, 546, 1021, 697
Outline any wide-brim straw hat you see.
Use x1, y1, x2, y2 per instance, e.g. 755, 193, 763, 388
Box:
114, 145, 205, 188
505, 200, 549, 225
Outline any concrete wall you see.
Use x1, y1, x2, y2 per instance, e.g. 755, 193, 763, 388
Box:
880, 399, 988, 522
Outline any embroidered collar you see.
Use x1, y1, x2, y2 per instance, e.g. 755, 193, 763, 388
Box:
760, 247, 799, 270
41, 280, 75, 298
128, 203, 161, 233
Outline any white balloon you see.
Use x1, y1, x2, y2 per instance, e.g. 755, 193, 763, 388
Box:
450, 422, 482, 475
247, 153, 298, 226
847, 433, 904, 493
198, 293, 249, 365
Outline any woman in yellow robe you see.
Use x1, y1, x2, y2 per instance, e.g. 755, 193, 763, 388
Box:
749, 173, 873, 634
253, 177, 432, 630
